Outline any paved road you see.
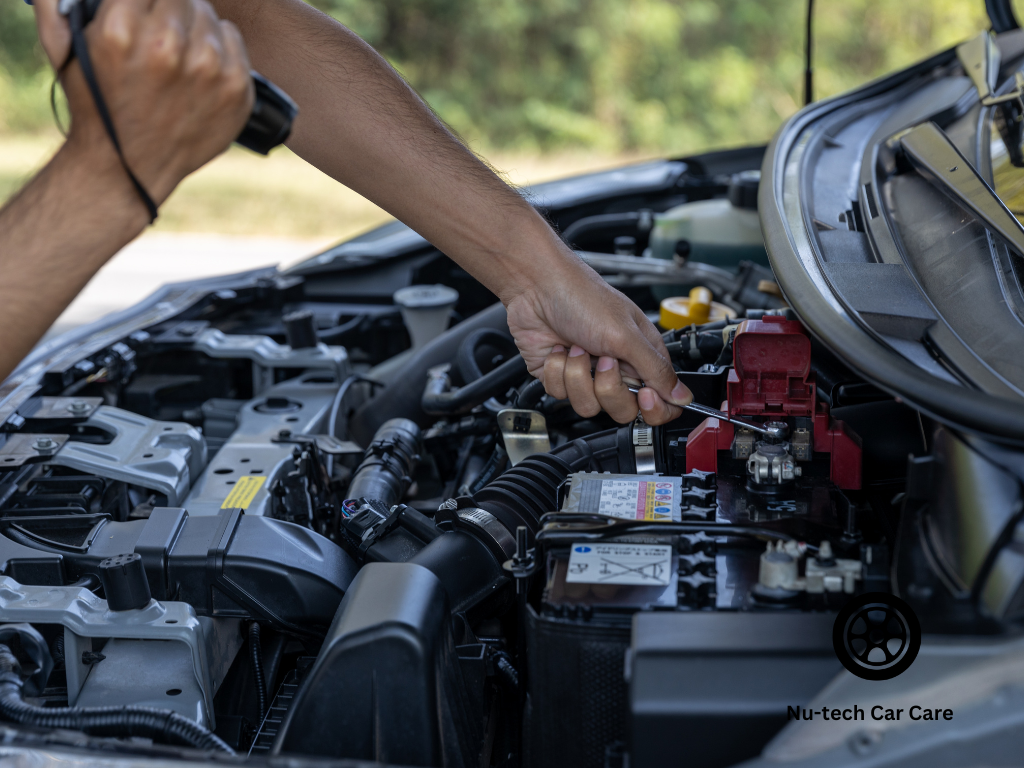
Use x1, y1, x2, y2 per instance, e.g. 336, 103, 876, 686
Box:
46, 232, 337, 339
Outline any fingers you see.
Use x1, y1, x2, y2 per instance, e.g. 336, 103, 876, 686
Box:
94, 0, 151, 56
218, 17, 253, 87
542, 345, 568, 400
539, 324, 692, 425
146, 0, 193, 71
620, 325, 693, 410
31, 0, 71, 70
638, 387, 682, 426
593, 356, 644, 423
187, 0, 225, 73
546, 347, 644, 424
563, 345, 601, 418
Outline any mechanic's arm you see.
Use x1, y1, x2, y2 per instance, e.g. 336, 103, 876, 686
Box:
0, 0, 253, 381
211, 0, 692, 425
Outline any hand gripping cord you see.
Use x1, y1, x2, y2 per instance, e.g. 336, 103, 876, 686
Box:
59, 0, 159, 223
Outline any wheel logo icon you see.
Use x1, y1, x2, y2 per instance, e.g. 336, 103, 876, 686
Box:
832, 593, 921, 681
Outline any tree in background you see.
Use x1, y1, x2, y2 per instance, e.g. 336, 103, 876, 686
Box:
0, 0, 993, 151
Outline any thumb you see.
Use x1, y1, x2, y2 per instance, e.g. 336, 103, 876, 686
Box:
621, 331, 692, 425
629, 335, 692, 407
32, 0, 71, 71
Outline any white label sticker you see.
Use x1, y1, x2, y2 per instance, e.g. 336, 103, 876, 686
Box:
597, 478, 680, 522
565, 543, 674, 586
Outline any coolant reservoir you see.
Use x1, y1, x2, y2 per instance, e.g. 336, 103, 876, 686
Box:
648, 170, 768, 269
659, 286, 736, 329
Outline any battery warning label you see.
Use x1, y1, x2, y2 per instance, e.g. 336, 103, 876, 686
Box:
566, 543, 674, 586
221, 475, 267, 510
597, 478, 680, 522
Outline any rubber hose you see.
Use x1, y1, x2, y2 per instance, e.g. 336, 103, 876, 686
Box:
0, 645, 233, 754
550, 428, 627, 473
560, 211, 646, 249
473, 453, 571, 534
317, 314, 366, 344
515, 378, 547, 410
350, 302, 510, 442
455, 328, 520, 384
421, 355, 527, 416
467, 444, 509, 496
249, 622, 267, 726
346, 418, 422, 507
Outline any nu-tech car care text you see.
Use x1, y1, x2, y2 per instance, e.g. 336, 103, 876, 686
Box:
787, 706, 953, 721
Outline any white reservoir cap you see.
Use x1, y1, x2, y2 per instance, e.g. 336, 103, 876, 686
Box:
393, 284, 460, 349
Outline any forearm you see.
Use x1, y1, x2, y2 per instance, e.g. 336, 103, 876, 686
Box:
0, 141, 146, 379
212, 0, 579, 303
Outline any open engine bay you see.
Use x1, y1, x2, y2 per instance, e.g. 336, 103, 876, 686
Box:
4, 32, 1024, 768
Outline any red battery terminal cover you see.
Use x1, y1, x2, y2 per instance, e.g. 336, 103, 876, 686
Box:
685, 316, 862, 489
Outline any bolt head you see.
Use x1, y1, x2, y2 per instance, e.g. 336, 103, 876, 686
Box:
33, 437, 57, 453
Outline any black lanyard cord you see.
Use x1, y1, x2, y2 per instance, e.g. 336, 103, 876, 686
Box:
64, 1, 159, 223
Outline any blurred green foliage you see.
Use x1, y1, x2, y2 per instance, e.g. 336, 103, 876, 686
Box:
0, 0, 53, 132
0, 0, 994, 151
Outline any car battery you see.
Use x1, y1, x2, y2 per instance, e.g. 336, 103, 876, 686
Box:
560, 472, 684, 522
526, 473, 717, 768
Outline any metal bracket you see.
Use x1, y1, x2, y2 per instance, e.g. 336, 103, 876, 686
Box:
176, 328, 349, 395
497, 409, 551, 465
0, 576, 219, 725
0, 434, 70, 468
276, 434, 364, 456
17, 397, 103, 422
50, 406, 206, 506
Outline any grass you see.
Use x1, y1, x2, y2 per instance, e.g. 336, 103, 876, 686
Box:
0, 131, 658, 241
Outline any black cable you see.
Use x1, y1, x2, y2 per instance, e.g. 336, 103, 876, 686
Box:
64, 1, 158, 222
534, 514, 796, 545
0, 645, 232, 753
804, 0, 814, 106
325, 374, 384, 477
467, 444, 508, 495
514, 378, 546, 410
317, 314, 366, 344
248, 622, 267, 726
329, 375, 385, 439
493, 651, 519, 692
987, 0, 1021, 33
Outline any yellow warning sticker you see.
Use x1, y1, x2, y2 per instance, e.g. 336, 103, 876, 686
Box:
221, 475, 267, 510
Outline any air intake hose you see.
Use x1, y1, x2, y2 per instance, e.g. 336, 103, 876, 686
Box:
470, 453, 572, 537
409, 454, 571, 615
345, 418, 422, 508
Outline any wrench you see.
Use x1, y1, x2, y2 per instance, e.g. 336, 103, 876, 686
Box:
620, 374, 785, 439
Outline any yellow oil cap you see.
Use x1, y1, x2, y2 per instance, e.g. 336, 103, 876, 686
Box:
659, 287, 736, 329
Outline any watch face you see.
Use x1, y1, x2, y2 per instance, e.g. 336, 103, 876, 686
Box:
833, 592, 922, 681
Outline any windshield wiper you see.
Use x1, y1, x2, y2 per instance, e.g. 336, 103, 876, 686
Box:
899, 121, 1024, 256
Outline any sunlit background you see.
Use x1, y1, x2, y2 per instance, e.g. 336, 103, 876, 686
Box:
0, 0, 1000, 332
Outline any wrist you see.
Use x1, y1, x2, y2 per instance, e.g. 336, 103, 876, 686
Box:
488, 210, 587, 306
59, 131, 153, 236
